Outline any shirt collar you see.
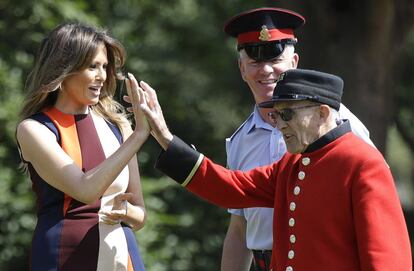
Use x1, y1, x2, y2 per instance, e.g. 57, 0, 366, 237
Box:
304, 120, 351, 153
246, 106, 274, 134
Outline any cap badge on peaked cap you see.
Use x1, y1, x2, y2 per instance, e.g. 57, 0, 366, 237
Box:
259, 25, 271, 41
224, 8, 305, 61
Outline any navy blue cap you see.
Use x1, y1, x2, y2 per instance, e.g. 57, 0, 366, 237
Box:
258, 69, 344, 110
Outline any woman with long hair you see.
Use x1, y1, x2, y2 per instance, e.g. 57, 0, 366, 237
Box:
16, 22, 148, 271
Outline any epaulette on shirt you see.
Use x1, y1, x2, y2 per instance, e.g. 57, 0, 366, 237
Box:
227, 112, 254, 142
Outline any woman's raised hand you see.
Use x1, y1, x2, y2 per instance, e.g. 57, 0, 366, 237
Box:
124, 73, 150, 141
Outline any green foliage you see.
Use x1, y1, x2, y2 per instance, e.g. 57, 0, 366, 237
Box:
0, 47, 34, 271
395, 30, 414, 151
0, 27, 34, 270
137, 177, 228, 270
1, 0, 413, 269
386, 126, 414, 206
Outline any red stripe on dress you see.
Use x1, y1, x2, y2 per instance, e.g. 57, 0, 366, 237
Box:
59, 112, 105, 270
75, 113, 107, 171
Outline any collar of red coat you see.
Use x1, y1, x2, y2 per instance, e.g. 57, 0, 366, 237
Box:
304, 119, 351, 153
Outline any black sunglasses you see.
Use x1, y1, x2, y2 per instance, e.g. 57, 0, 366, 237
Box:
268, 105, 320, 122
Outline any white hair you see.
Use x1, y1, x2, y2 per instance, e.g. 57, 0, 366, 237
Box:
328, 107, 341, 124
283, 44, 295, 56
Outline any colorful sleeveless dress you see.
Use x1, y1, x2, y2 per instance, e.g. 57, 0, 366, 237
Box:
26, 107, 146, 271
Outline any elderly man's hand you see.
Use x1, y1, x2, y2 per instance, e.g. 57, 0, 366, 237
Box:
139, 81, 173, 150
133, 80, 174, 150
123, 75, 173, 150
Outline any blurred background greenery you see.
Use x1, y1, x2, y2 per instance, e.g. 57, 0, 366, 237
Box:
0, 0, 413, 270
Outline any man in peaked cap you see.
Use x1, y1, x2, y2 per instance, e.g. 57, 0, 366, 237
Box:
224, 7, 304, 62
221, 7, 374, 271
128, 68, 412, 271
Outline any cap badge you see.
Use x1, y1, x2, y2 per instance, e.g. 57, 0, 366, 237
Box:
259, 25, 271, 41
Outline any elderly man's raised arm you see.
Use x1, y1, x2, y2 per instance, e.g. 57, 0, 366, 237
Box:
133, 79, 276, 209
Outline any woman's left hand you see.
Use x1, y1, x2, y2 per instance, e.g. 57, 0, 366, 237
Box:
100, 192, 134, 225
124, 73, 151, 141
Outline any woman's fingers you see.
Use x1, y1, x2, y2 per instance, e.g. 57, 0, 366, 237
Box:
124, 73, 150, 136
100, 212, 121, 225
125, 75, 140, 109
123, 95, 131, 103
114, 192, 134, 202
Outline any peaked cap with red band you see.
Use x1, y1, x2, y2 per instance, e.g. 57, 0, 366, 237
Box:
224, 7, 305, 45
224, 7, 305, 61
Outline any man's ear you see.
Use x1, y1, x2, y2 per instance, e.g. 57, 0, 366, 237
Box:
319, 104, 331, 120
292, 53, 299, 68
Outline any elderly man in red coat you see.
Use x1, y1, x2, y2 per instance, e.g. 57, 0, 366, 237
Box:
128, 69, 412, 270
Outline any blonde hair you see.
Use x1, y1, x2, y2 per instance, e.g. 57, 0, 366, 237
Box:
20, 22, 129, 128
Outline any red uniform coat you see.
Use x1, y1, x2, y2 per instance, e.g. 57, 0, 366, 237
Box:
156, 129, 412, 270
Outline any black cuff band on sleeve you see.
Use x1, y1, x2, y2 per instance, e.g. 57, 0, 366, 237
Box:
155, 136, 203, 186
